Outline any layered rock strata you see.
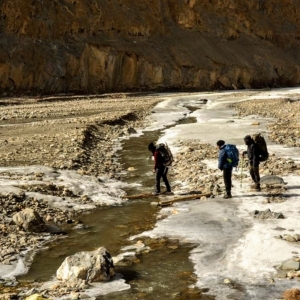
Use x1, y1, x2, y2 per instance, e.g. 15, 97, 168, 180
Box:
1, 0, 300, 95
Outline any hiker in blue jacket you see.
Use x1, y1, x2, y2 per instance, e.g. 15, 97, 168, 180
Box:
217, 140, 232, 199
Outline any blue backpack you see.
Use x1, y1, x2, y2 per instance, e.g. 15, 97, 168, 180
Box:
225, 144, 239, 167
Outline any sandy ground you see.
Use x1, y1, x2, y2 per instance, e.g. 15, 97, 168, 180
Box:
0, 94, 161, 175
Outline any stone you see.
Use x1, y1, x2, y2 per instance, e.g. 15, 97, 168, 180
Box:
293, 234, 300, 241
223, 278, 232, 284
25, 294, 49, 300
56, 247, 115, 283
284, 235, 297, 242
260, 175, 285, 186
12, 208, 46, 233
282, 288, 300, 300
280, 260, 300, 271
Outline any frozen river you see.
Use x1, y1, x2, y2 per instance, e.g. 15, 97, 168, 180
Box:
137, 87, 300, 299
1, 88, 300, 299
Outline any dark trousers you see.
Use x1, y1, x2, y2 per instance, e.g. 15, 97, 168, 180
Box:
249, 165, 260, 184
223, 167, 232, 195
156, 166, 171, 193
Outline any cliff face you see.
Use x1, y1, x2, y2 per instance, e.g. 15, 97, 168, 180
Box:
1, 0, 300, 95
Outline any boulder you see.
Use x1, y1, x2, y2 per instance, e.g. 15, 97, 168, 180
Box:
282, 288, 300, 300
56, 247, 115, 283
12, 208, 46, 233
260, 175, 285, 186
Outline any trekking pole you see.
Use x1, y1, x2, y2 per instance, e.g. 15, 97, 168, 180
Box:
240, 155, 244, 187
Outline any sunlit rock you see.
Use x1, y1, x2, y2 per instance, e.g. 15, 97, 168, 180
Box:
56, 247, 115, 283
25, 294, 50, 300
260, 175, 285, 186
12, 208, 46, 233
253, 209, 284, 219
282, 288, 300, 300
277, 259, 300, 271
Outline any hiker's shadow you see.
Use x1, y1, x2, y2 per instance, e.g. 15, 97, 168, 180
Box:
235, 191, 292, 198
230, 184, 300, 199
286, 185, 300, 191
236, 193, 266, 198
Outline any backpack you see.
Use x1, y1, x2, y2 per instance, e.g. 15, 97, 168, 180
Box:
156, 143, 174, 166
252, 133, 269, 162
224, 144, 239, 167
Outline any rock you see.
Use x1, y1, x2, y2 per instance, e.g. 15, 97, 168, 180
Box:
223, 278, 232, 284
282, 288, 300, 300
279, 260, 300, 271
25, 295, 50, 300
56, 247, 115, 283
197, 99, 208, 104
260, 175, 285, 186
284, 235, 297, 242
45, 224, 66, 234
12, 208, 46, 233
112, 252, 139, 267
287, 270, 300, 279
276, 270, 287, 278
127, 127, 137, 134
253, 209, 284, 219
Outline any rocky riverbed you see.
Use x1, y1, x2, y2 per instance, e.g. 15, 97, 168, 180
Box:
1, 92, 300, 299
171, 96, 300, 192
0, 93, 163, 298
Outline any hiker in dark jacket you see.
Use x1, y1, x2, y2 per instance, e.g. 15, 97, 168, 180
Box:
217, 140, 232, 199
148, 142, 171, 195
242, 135, 261, 191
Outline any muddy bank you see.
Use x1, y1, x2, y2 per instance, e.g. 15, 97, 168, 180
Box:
0, 94, 161, 175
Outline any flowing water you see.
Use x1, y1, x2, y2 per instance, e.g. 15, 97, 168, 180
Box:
18, 122, 213, 299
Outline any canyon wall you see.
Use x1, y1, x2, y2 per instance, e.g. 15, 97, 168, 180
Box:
1, 0, 300, 95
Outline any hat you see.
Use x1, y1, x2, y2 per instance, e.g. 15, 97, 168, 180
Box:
216, 140, 225, 147
244, 135, 251, 141
148, 142, 156, 151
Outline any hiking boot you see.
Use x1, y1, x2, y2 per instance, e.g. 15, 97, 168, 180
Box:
152, 191, 160, 195
254, 184, 261, 191
223, 194, 232, 199
163, 191, 173, 195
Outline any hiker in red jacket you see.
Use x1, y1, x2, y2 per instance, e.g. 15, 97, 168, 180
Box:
148, 142, 171, 195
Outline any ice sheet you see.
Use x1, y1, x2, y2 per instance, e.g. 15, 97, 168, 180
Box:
134, 87, 300, 299
2, 88, 300, 298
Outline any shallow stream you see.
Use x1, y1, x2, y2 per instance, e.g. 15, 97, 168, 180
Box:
18, 123, 212, 299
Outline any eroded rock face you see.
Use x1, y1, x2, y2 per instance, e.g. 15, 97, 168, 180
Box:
56, 247, 115, 283
1, 0, 300, 95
